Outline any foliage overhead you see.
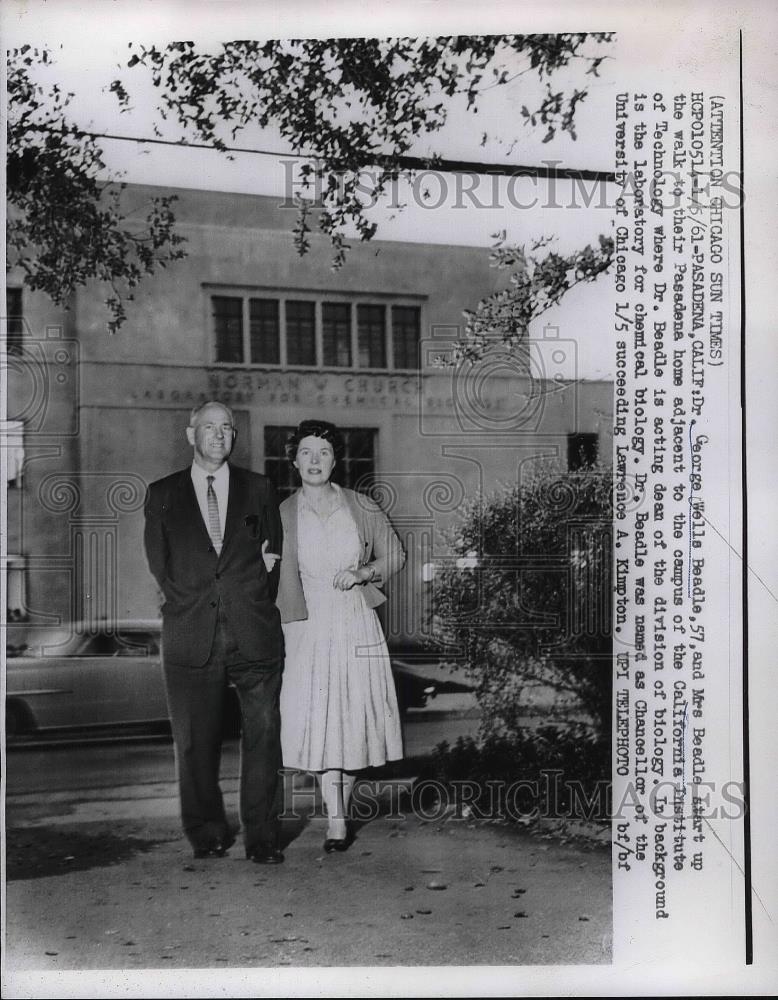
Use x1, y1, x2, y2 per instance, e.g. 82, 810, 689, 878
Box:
450, 232, 614, 364
112, 34, 614, 270
7, 46, 187, 333
430, 463, 613, 736
7, 36, 614, 340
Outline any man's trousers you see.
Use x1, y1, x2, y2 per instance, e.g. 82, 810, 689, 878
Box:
163, 606, 284, 855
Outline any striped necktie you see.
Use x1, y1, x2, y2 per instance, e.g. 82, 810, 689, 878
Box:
206, 475, 222, 555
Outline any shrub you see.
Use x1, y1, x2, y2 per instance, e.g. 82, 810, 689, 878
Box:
429, 462, 613, 738
427, 728, 611, 824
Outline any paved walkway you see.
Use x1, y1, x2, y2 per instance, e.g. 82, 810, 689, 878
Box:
5, 783, 611, 978
5, 700, 611, 992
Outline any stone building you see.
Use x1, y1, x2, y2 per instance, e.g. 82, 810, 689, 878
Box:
5, 184, 612, 647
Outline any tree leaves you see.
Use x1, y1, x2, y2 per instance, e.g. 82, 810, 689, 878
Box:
7, 48, 187, 333
450, 235, 613, 364
7, 34, 615, 334
113, 34, 614, 270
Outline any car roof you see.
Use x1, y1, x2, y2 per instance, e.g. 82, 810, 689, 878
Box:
5, 621, 163, 658
6, 620, 162, 631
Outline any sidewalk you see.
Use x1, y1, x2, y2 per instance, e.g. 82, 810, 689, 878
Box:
5, 773, 611, 975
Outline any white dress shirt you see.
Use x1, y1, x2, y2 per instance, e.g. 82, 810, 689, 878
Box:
191, 461, 229, 543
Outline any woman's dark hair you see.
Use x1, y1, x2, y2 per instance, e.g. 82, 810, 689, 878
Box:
285, 420, 344, 465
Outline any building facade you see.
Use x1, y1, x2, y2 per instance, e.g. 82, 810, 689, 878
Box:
6, 184, 612, 646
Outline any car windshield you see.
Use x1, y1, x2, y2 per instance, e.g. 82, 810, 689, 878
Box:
6, 625, 161, 658
6, 627, 87, 658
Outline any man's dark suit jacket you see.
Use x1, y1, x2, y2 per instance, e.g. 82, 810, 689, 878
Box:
143, 464, 283, 667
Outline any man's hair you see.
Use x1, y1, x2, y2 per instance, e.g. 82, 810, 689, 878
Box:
285, 419, 344, 464
189, 400, 235, 427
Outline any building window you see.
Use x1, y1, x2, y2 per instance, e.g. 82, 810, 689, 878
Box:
263, 426, 298, 499
339, 426, 377, 493
250, 299, 280, 364
210, 291, 422, 370
392, 305, 420, 369
212, 296, 244, 363
285, 300, 316, 366
264, 426, 377, 500
568, 432, 599, 470
322, 302, 352, 367
6, 287, 23, 356
357, 304, 386, 369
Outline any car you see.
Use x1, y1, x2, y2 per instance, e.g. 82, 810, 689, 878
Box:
5, 620, 171, 737
5, 622, 467, 737
386, 641, 474, 712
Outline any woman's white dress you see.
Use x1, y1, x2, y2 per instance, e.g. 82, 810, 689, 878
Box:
280, 489, 403, 772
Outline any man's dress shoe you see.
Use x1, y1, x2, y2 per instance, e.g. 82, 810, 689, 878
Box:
248, 845, 285, 865
193, 838, 233, 859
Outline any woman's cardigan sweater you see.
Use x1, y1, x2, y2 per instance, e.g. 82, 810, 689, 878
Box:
275, 486, 406, 624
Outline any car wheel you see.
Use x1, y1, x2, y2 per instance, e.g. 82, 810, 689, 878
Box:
6, 701, 30, 737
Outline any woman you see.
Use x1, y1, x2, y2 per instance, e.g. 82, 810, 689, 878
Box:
276, 420, 405, 852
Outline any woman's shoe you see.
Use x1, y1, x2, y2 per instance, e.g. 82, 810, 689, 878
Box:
323, 825, 356, 854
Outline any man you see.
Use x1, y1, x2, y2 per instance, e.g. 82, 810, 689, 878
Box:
143, 401, 284, 863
